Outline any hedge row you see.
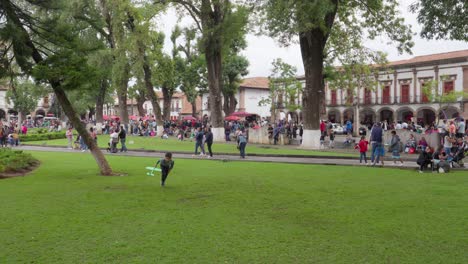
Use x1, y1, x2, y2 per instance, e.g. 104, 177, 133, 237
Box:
0, 148, 39, 173
19, 132, 66, 142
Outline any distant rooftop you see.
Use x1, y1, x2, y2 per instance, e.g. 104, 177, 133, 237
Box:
240, 77, 269, 89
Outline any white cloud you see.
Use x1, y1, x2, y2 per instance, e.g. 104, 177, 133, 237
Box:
159, 1, 468, 78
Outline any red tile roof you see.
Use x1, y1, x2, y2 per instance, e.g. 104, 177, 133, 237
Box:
240, 77, 270, 89
388, 49, 468, 67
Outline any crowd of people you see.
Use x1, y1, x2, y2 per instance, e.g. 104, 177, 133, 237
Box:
358, 118, 468, 173
0, 120, 20, 147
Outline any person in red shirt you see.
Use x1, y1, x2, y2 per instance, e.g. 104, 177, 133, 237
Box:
320, 120, 326, 136
358, 136, 369, 164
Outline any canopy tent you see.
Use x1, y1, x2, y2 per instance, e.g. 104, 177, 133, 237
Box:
183, 116, 197, 121
225, 115, 240, 121
231, 111, 253, 117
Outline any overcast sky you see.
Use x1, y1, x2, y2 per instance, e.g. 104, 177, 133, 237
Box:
159, 0, 468, 78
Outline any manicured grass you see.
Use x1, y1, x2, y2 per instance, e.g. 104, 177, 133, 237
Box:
0, 152, 466, 263
25, 135, 357, 157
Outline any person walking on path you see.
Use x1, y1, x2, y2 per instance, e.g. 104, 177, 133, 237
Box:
119, 125, 128, 152
204, 127, 213, 158
238, 131, 247, 158
389, 130, 404, 166
358, 136, 369, 164
193, 127, 205, 156
155, 152, 175, 187
370, 122, 383, 164
66, 127, 73, 149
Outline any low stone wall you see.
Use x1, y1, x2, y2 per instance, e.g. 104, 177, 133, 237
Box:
382, 130, 440, 149
248, 127, 290, 145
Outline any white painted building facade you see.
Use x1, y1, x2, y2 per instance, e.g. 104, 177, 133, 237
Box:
201, 77, 271, 118
322, 50, 468, 126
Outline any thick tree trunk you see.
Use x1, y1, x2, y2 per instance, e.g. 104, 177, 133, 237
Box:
223, 93, 237, 117
136, 93, 146, 117
191, 101, 197, 118
205, 46, 224, 141
54, 86, 113, 175
162, 87, 172, 121
117, 63, 130, 125
299, 29, 326, 149
2, 0, 113, 175
95, 79, 107, 123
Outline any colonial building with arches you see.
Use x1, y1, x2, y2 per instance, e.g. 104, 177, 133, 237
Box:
0, 83, 52, 121
324, 49, 468, 126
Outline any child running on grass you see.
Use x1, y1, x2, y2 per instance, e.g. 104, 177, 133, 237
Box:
155, 152, 175, 187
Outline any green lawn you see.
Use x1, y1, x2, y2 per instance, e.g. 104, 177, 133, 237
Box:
0, 152, 466, 263
25, 135, 357, 157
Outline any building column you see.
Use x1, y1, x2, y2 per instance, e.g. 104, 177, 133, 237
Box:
340, 111, 344, 125
340, 89, 343, 105
239, 88, 245, 112
393, 71, 398, 104
434, 66, 439, 97
412, 68, 417, 103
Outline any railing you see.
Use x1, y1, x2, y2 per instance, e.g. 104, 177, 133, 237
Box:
325, 96, 462, 107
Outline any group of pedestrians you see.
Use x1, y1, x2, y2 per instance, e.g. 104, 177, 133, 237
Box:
356, 122, 405, 167
193, 127, 214, 158
193, 126, 248, 159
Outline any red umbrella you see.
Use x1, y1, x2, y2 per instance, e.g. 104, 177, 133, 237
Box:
103, 115, 110, 121
111, 115, 120, 120
129, 115, 139, 121
225, 115, 240, 121
231, 111, 253, 117
183, 116, 196, 121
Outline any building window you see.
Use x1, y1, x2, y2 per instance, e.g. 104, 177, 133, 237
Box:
421, 83, 430, 103
382, 85, 391, 104
364, 88, 372, 105
401, 84, 410, 103
330, 90, 337, 105
443, 81, 454, 94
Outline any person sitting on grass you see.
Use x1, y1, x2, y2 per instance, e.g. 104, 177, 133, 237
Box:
155, 152, 175, 187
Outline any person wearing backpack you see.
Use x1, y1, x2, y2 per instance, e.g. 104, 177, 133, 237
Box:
389, 130, 404, 166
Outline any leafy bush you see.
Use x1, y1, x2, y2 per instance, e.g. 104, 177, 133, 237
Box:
19, 132, 66, 142
0, 148, 39, 173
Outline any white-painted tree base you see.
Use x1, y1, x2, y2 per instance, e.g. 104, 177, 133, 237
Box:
212, 127, 225, 142
157, 125, 164, 136
96, 123, 103, 134
300, 129, 322, 149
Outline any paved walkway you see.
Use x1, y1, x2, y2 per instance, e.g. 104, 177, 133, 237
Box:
17, 145, 450, 171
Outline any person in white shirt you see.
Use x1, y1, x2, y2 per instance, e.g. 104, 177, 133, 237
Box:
109, 130, 119, 152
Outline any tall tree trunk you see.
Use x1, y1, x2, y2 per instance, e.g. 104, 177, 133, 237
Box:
205, 46, 224, 140
117, 63, 130, 125
95, 79, 107, 123
136, 92, 146, 117
2, 0, 113, 175
191, 100, 197, 118
223, 93, 237, 116
299, 29, 326, 148
162, 86, 172, 121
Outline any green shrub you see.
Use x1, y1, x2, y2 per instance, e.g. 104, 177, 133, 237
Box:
19, 132, 66, 142
0, 148, 39, 173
